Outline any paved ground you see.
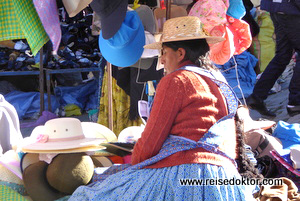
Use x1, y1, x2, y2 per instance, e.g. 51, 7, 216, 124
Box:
247, 61, 300, 124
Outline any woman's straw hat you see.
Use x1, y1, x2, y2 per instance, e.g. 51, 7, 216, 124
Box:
144, 16, 225, 49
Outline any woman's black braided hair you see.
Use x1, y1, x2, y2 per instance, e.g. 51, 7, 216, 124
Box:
235, 106, 264, 180
163, 40, 263, 180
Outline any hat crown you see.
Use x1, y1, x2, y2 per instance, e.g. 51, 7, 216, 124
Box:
162, 16, 205, 41
44, 118, 84, 140
106, 11, 142, 48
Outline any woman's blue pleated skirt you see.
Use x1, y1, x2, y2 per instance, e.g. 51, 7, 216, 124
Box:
69, 161, 256, 201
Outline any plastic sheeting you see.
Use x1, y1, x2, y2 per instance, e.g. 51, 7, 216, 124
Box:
54, 79, 99, 111
215, 51, 258, 100
4, 91, 59, 120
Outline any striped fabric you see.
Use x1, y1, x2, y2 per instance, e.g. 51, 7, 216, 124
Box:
0, 0, 49, 56
0, 185, 28, 201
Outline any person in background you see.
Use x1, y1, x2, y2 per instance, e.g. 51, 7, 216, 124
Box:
69, 16, 261, 201
246, 0, 300, 116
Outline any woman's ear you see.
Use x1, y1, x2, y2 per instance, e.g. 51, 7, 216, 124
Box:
177, 48, 186, 62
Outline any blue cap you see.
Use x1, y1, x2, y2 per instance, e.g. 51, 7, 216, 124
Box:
99, 11, 145, 67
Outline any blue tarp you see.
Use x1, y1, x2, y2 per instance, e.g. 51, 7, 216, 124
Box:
4, 91, 59, 119
54, 79, 99, 111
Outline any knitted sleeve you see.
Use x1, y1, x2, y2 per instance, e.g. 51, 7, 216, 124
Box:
131, 74, 184, 165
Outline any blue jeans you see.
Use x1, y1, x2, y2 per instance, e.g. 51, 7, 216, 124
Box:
253, 12, 300, 105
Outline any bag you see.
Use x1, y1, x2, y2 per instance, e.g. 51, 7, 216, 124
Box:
245, 129, 282, 159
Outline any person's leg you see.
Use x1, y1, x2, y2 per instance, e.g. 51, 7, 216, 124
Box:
283, 14, 300, 106
252, 13, 294, 100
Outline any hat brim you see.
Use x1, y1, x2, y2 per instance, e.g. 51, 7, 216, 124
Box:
21, 122, 109, 153
22, 140, 106, 153
100, 1, 128, 39
99, 12, 145, 67
81, 122, 117, 142
144, 36, 225, 49
130, 58, 156, 70
62, 0, 92, 18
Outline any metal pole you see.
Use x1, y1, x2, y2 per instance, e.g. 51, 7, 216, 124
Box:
166, 0, 171, 20
107, 62, 113, 131
39, 47, 44, 115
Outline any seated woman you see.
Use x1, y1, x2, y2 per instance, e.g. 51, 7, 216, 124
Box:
69, 16, 261, 201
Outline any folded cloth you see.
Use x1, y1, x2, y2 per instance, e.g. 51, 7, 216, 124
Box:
0, 0, 49, 56
20, 111, 57, 129
254, 177, 300, 201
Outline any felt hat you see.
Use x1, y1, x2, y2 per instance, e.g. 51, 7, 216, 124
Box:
237, 106, 282, 159
236, 106, 276, 132
22, 161, 66, 201
62, 0, 92, 18
22, 153, 95, 199
90, 0, 128, 39
99, 10, 145, 67
135, 5, 156, 35
144, 16, 225, 50
20, 118, 107, 153
46, 153, 94, 194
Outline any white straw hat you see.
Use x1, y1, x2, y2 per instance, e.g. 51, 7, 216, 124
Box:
21, 118, 108, 153
144, 16, 225, 49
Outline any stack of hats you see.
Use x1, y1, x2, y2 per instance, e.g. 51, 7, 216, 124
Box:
16, 117, 116, 201
91, 0, 146, 67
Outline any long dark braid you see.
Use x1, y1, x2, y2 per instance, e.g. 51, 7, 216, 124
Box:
235, 109, 264, 180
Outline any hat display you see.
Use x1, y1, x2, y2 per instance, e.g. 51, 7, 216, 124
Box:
62, 0, 92, 18
135, 5, 156, 35
144, 16, 225, 50
99, 11, 145, 67
90, 0, 128, 39
21, 118, 106, 153
131, 4, 159, 69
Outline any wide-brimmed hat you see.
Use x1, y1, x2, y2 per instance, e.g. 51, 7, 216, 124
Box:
99, 10, 145, 67
62, 0, 92, 18
91, 0, 128, 39
135, 5, 156, 35
20, 118, 107, 153
144, 16, 225, 50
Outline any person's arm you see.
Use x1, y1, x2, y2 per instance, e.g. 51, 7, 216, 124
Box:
131, 75, 184, 165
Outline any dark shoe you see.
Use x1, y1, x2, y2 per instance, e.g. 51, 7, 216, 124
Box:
287, 105, 300, 116
246, 94, 276, 117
